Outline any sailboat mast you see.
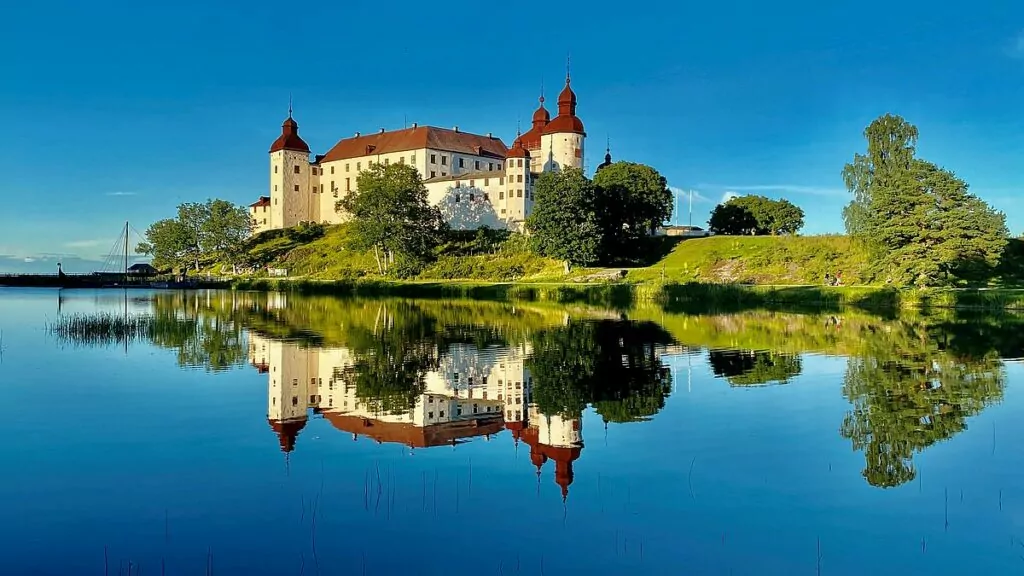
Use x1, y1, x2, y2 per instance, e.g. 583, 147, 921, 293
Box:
124, 221, 129, 282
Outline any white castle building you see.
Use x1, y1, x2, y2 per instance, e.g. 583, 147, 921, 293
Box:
251, 333, 585, 500
250, 70, 603, 235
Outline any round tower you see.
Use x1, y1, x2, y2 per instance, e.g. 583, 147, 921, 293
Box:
504, 133, 531, 229
541, 69, 586, 172
269, 109, 313, 230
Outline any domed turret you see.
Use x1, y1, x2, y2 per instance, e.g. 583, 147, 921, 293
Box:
269, 112, 310, 154
268, 418, 307, 453
543, 72, 586, 136
531, 95, 550, 128
597, 139, 613, 172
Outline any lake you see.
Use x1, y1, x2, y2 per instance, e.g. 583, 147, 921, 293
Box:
1, 288, 1023, 575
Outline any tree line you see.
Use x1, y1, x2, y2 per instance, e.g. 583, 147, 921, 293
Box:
137, 199, 251, 272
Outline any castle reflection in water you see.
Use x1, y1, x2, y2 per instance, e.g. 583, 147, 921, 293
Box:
249, 334, 586, 500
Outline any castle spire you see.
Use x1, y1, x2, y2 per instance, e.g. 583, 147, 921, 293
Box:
288, 93, 293, 118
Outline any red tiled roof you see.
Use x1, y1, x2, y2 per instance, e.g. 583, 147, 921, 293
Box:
268, 417, 306, 453
269, 117, 311, 154
321, 126, 508, 162
543, 114, 586, 135
250, 196, 271, 208
321, 411, 504, 448
507, 136, 530, 158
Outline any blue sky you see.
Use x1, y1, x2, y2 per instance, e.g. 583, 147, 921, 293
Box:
1, 0, 1022, 272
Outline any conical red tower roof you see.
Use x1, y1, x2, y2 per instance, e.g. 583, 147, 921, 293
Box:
269, 114, 311, 154
268, 417, 307, 453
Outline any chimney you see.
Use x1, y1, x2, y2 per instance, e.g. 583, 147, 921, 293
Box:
412, 122, 418, 128
453, 126, 459, 133
354, 131, 360, 137
486, 132, 492, 138
379, 128, 385, 134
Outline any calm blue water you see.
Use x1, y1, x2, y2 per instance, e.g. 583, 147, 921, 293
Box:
1, 288, 1023, 575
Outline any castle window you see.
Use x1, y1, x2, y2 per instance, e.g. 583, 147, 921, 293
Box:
345, 164, 349, 172
274, 185, 278, 192
411, 154, 416, 163
517, 174, 523, 183
357, 162, 361, 170
331, 180, 334, 190
332, 166, 336, 174
501, 208, 506, 214
469, 180, 474, 187
320, 184, 324, 193
294, 184, 300, 191
439, 411, 445, 418
384, 158, 389, 166
311, 167, 317, 175
441, 156, 447, 166
474, 160, 480, 170
345, 178, 350, 191
292, 396, 298, 406
294, 165, 300, 174
441, 172, 446, 177
484, 178, 489, 186
484, 193, 489, 201
455, 181, 461, 188
399, 156, 405, 164
262, 219, 267, 224
499, 191, 504, 200
428, 412, 434, 419
275, 198, 278, 205
430, 154, 436, 164
459, 158, 465, 168
517, 189, 523, 198
430, 171, 436, 178
517, 159, 523, 168
489, 163, 494, 171
500, 177, 504, 185
469, 193, 475, 201
455, 194, 460, 203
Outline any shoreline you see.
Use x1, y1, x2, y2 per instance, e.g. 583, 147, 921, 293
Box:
229, 277, 1024, 312
6, 274, 1024, 312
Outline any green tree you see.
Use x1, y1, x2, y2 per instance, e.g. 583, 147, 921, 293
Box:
708, 195, 804, 236
708, 199, 759, 235
338, 163, 446, 276
592, 162, 673, 261
136, 218, 193, 271
202, 199, 252, 273
842, 115, 1008, 286
527, 168, 603, 267
137, 199, 251, 272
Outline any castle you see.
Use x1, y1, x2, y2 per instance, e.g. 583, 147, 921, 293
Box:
250, 68, 611, 235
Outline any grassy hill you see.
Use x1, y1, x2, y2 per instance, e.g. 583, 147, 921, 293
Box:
225, 225, 1022, 292
625, 235, 871, 285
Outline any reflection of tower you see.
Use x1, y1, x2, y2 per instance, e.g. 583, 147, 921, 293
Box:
259, 334, 321, 454
522, 404, 583, 501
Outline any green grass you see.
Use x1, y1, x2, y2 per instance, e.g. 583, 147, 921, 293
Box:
626, 234, 871, 285
221, 225, 1024, 311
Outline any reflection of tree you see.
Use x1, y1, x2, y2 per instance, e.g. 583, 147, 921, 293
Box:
337, 303, 440, 414
707, 349, 802, 386
149, 299, 247, 371
839, 318, 1006, 488
528, 320, 674, 420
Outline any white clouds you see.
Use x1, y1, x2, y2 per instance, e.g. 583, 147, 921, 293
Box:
722, 184, 847, 198
23, 257, 35, 263
65, 239, 106, 249
104, 191, 138, 197
721, 191, 741, 203
668, 186, 713, 203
